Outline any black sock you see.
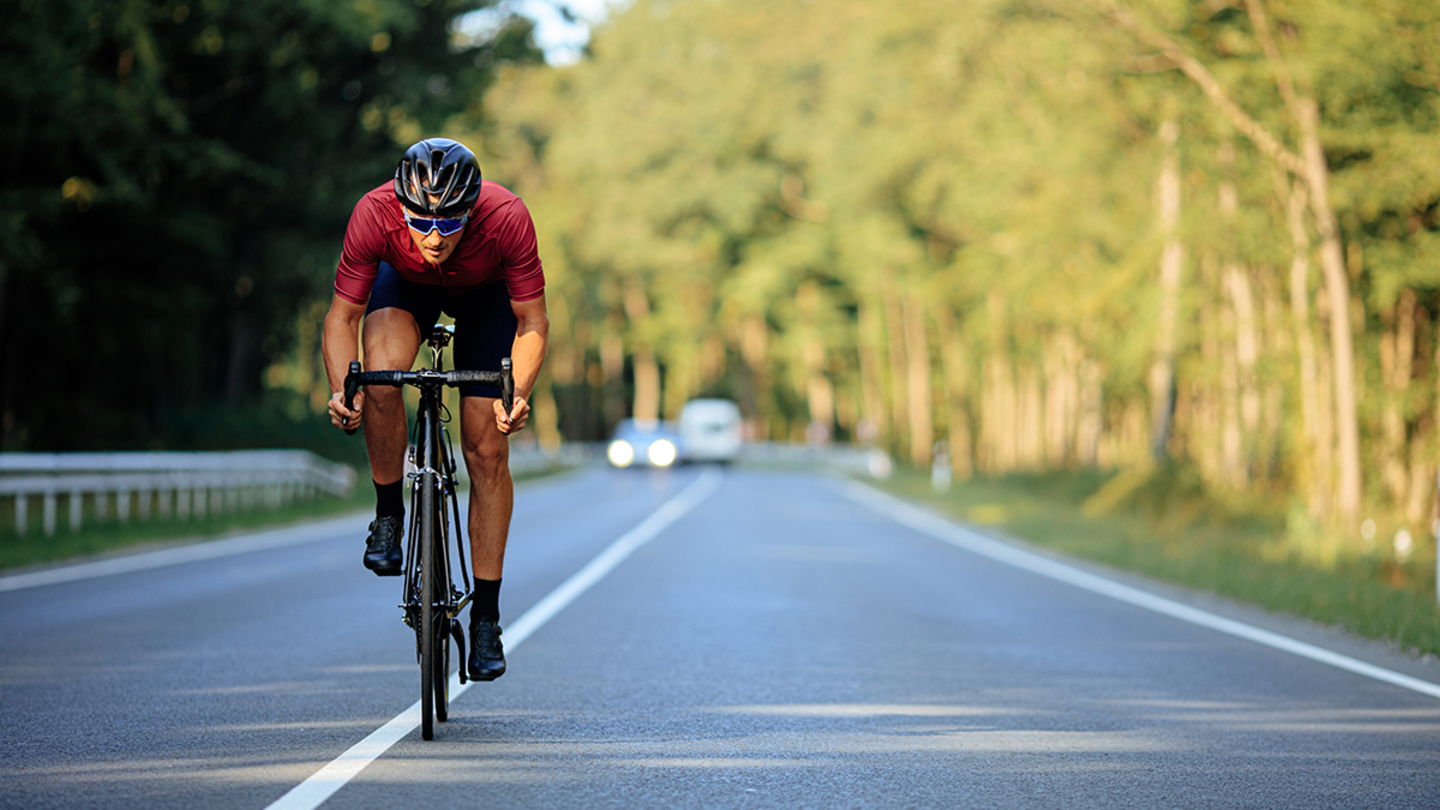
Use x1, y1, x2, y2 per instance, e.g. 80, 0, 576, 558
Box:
374, 479, 404, 520
472, 578, 501, 622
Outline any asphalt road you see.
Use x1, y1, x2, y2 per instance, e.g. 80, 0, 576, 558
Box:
2, 465, 1439, 808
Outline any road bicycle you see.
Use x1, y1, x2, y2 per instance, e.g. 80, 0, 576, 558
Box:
343, 324, 512, 740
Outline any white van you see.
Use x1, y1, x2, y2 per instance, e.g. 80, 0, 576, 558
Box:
679, 399, 743, 463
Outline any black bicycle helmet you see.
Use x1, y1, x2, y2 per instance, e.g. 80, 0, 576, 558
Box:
393, 137, 482, 217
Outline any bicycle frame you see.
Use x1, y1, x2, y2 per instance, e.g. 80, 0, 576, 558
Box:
402, 331, 471, 632
342, 325, 513, 740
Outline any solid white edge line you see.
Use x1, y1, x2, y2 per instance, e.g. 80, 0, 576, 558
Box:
0, 513, 370, 593
837, 478, 1440, 702
265, 468, 723, 810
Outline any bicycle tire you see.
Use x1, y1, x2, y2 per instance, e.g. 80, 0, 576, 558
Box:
433, 534, 450, 723
419, 437, 437, 740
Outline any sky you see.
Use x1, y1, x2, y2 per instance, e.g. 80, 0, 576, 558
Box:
459, 0, 621, 66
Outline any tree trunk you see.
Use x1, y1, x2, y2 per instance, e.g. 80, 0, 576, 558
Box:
1218, 138, 1261, 483
1198, 287, 1224, 481
1297, 97, 1363, 523
1149, 116, 1184, 462
1045, 332, 1079, 467
1420, 333, 1440, 526
623, 283, 661, 423
1220, 275, 1245, 488
1279, 174, 1329, 515
600, 326, 626, 433
803, 337, 834, 444
1020, 365, 1044, 468
934, 305, 974, 478
884, 288, 909, 458
661, 333, 698, 421
855, 298, 886, 446
631, 353, 661, 424
982, 292, 1012, 471
1379, 290, 1415, 509
1241, 0, 1361, 521
1225, 264, 1261, 485
902, 292, 933, 466
740, 313, 770, 437
1403, 301, 1436, 525
1259, 275, 1287, 480
1077, 358, 1104, 466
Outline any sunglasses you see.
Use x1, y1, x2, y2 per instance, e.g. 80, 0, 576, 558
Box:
405, 214, 468, 236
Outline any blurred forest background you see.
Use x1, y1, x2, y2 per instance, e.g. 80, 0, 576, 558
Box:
3, 0, 1439, 544
0, 0, 541, 459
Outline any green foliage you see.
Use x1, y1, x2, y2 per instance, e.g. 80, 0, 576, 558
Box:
11, 0, 1438, 550
474, 0, 1440, 538
0, 0, 541, 450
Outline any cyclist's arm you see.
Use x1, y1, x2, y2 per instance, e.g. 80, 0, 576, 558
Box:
493, 293, 547, 433
323, 293, 367, 426
509, 293, 549, 402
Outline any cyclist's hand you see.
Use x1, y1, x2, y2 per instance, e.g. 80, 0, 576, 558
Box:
494, 395, 529, 435
330, 390, 364, 430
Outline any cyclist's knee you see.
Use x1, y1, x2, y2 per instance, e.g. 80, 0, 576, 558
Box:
462, 434, 509, 480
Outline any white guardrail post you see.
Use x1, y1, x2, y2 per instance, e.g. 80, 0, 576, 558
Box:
0, 451, 355, 537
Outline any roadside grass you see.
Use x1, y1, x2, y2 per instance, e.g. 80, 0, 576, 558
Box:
0, 463, 576, 572
873, 465, 1440, 658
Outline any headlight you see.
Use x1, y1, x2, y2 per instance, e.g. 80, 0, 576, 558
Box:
607, 440, 635, 467
647, 439, 677, 467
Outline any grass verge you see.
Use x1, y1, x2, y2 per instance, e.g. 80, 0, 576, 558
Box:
872, 465, 1440, 658
0, 463, 577, 572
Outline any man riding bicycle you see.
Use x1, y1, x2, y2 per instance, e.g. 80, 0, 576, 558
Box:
321, 137, 548, 683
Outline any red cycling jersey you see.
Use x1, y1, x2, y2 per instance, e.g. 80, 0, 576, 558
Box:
333, 181, 545, 305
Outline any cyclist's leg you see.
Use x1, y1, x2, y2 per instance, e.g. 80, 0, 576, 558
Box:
449, 282, 516, 680
459, 396, 512, 580
449, 282, 519, 584
362, 263, 439, 485
457, 393, 511, 680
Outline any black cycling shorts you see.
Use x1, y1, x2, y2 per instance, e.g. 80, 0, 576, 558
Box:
364, 261, 517, 398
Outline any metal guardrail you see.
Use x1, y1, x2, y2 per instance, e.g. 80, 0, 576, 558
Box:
0, 451, 355, 536
0, 442, 891, 538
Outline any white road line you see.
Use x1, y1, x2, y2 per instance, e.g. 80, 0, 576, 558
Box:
266, 468, 722, 810
0, 513, 369, 593
838, 479, 1440, 702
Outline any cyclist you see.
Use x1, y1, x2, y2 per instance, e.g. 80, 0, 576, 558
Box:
321, 137, 548, 682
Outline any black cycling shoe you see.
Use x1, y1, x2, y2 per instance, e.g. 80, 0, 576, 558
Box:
362, 516, 403, 576
468, 616, 506, 681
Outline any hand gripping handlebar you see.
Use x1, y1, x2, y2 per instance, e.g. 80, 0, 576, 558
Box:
341, 358, 514, 436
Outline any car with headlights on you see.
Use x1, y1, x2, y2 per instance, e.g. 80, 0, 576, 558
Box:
606, 419, 682, 469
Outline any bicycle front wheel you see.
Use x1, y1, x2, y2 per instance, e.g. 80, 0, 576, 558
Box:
432, 529, 450, 723
419, 467, 437, 741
